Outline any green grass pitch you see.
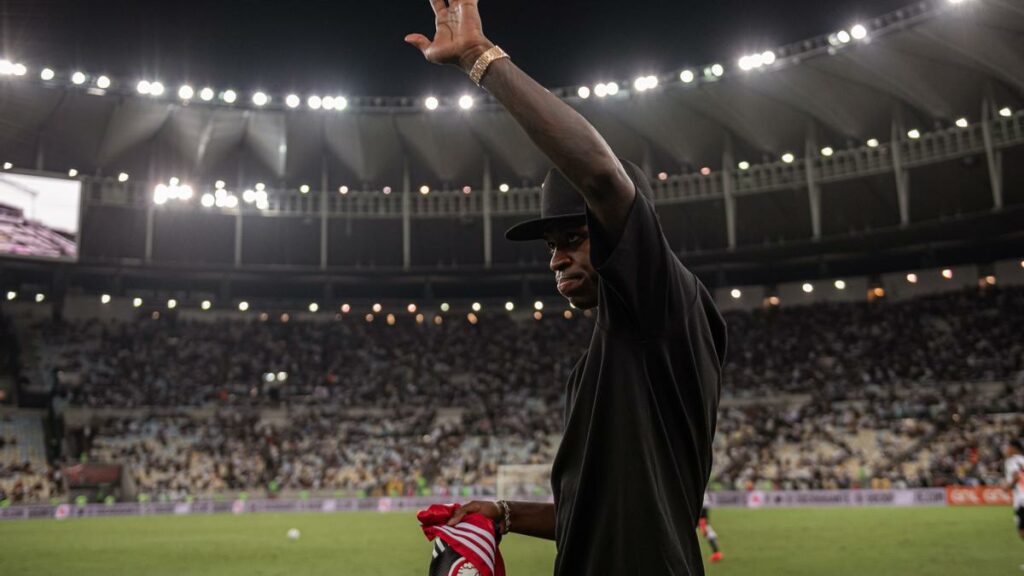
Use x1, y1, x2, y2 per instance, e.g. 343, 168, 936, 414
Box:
0, 507, 1020, 575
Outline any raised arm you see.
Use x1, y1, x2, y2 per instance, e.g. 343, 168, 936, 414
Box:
406, 0, 636, 244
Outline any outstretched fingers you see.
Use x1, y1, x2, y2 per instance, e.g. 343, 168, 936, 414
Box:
405, 33, 432, 54
428, 0, 447, 15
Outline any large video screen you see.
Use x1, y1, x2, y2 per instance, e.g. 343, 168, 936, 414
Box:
0, 172, 81, 261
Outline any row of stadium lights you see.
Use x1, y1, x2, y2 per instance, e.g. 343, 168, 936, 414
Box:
0, 1, 976, 113
11, 263, 1018, 309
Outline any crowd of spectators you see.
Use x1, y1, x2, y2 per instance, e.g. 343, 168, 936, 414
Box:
2, 286, 1020, 502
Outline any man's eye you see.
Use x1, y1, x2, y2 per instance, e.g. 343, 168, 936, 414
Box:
567, 235, 580, 244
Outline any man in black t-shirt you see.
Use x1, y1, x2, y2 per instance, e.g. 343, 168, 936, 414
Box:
408, 2, 727, 574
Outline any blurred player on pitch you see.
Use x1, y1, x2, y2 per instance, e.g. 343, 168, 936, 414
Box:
699, 493, 724, 564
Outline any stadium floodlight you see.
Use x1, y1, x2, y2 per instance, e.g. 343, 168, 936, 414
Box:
850, 24, 868, 40
505, 302, 515, 312
118, 172, 130, 183
730, 289, 742, 299
472, 302, 482, 312
201, 193, 215, 207
308, 302, 319, 313
942, 269, 954, 279
499, 183, 510, 193
458, 95, 474, 110
762, 50, 777, 65
169, 177, 180, 187
534, 301, 544, 311
222, 90, 237, 104
322, 96, 336, 110
837, 30, 852, 44
72, 71, 87, 85
153, 184, 170, 205
132, 297, 143, 308
658, 172, 669, 181
462, 186, 472, 195
100, 294, 112, 304
149, 82, 165, 96
199, 87, 215, 101
68, 169, 78, 178
10, 63, 26, 76
834, 280, 846, 290
700, 167, 712, 176
285, 94, 301, 109
419, 185, 430, 195
201, 300, 212, 311
40, 68, 55, 81
802, 283, 814, 294
178, 85, 194, 100
633, 76, 656, 92
577, 86, 590, 99
242, 189, 256, 203
955, 117, 969, 128
136, 80, 151, 94
277, 371, 288, 381
252, 92, 269, 107
373, 303, 383, 313
866, 138, 880, 148
906, 273, 918, 284
0, 60, 11, 75
407, 303, 417, 314
96, 75, 111, 89
238, 301, 250, 311
307, 95, 322, 110
334, 96, 348, 111
215, 180, 226, 190
224, 195, 239, 208
167, 299, 177, 309
341, 303, 351, 313
594, 83, 609, 98
255, 182, 266, 192
5, 291, 14, 301
382, 186, 392, 195
440, 302, 450, 312
907, 129, 921, 139
999, 107, 1013, 118
2, 162, 11, 170
424, 96, 440, 110
606, 82, 619, 95
35, 293, 45, 303
781, 153, 795, 164
710, 64, 724, 77
299, 184, 310, 194
821, 147, 834, 157
338, 186, 349, 195
738, 161, 750, 170
680, 69, 695, 83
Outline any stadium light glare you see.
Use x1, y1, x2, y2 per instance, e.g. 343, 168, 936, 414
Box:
593, 83, 608, 98
821, 147, 834, 157
35, 293, 45, 303
462, 186, 472, 195
499, 183, 510, 193
387, 314, 397, 326
72, 71, 87, 85
534, 301, 544, 311
178, 85, 194, 100
730, 289, 742, 299
984, 275, 996, 285
215, 180, 226, 190
999, 107, 1013, 118
167, 299, 177, 310
762, 51, 777, 65
132, 297, 143, 308
505, 301, 515, 312
606, 82, 619, 95
866, 138, 880, 148
308, 302, 319, 313
338, 186, 349, 195
169, 177, 180, 187
100, 294, 112, 304
136, 80, 151, 95
68, 169, 78, 178
382, 186, 392, 195
4, 291, 15, 301
199, 87, 215, 101
0, 60, 11, 75
153, 184, 169, 205
341, 303, 351, 314
657, 172, 669, 181
781, 153, 795, 164
40, 68, 55, 81
942, 269, 954, 279
149, 82, 165, 96
238, 301, 250, 311
802, 283, 814, 294
424, 96, 440, 110
201, 300, 212, 311
96, 75, 111, 89
118, 172, 130, 183
201, 194, 215, 208
419, 185, 430, 195
710, 64, 724, 77
440, 303, 450, 312
252, 92, 269, 107
334, 96, 348, 111
299, 184, 310, 194
738, 161, 750, 170
322, 96, 336, 111
907, 129, 921, 139
471, 302, 482, 312
2, 162, 11, 170
307, 95, 322, 110
407, 303, 417, 314
955, 117, 969, 128
285, 94, 301, 109
222, 90, 237, 104
850, 24, 868, 40
372, 303, 383, 313
680, 69, 695, 83
224, 195, 239, 209
906, 273, 918, 284
255, 182, 266, 192
11, 63, 26, 76
577, 86, 590, 99
458, 95, 474, 110
837, 30, 852, 44
834, 280, 847, 290
242, 189, 256, 203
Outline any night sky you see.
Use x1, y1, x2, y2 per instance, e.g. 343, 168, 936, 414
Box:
1, 0, 911, 96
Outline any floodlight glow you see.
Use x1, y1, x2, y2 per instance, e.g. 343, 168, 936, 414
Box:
215, 180, 226, 190
322, 96, 336, 110
440, 303, 450, 312
471, 302, 482, 312
373, 303, 383, 313
308, 302, 319, 313
577, 86, 590, 99
0, 60, 11, 75
252, 92, 269, 106
606, 82, 619, 95
419, 185, 430, 195
35, 293, 45, 303
382, 186, 392, 195
955, 117, 969, 128
634, 76, 649, 91
153, 185, 170, 205
169, 177, 180, 187
150, 82, 165, 96
224, 195, 239, 208
907, 129, 921, 139
178, 85, 194, 100
10, 63, 26, 76
242, 189, 256, 203
738, 161, 750, 170
424, 96, 440, 110
710, 64, 724, 77
942, 269, 953, 279
594, 83, 608, 98
201, 300, 212, 310
762, 51, 777, 65
837, 30, 852, 44
222, 90, 237, 104
407, 303, 417, 314
5, 291, 14, 301
781, 153, 795, 164
136, 80, 152, 95
285, 94, 300, 108
458, 95, 474, 110
201, 193, 215, 207
505, 302, 515, 311
335, 96, 348, 111
534, 301, 544, 311
118, 172, 130, 183
96, 75, 111, 89
300, 184, 310, 194
2, 162, 11, 170
338, 186, 349, 195
821, 147, 834, 157
680, 69, 695, 83
906, 273, 918, 284
167, 299, 177, 309
499, 184, 510, 193
802, 283, 814, 293
255, 182, 266, 192
238, 301, 249, 311
72, 72, 87, 85
101, 294, 112, 304
68, 169, 78, 177
850, 24, 868, 40
730, 289, 742, 299
40, 68, 55, 81
867, 138, 880, 148
199, 87, 215, 101
999, 107, 1013, 118
133, 297, 143, 307
308, 95, 322, 110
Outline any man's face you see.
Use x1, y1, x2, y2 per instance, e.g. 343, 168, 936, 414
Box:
544, 223, 599, 310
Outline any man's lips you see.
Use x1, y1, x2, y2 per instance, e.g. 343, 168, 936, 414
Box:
557, 275, 584, 293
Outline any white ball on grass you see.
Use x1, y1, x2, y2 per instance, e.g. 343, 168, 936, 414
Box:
287, 528, 301, 541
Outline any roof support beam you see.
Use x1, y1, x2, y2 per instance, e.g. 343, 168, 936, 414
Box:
320, 152, 329, 270
981, 99, 1004, 212
890, 113, 911, 227
805, 127, 822, 240
482, 155, 493, 269
721, 135, 737, 250
402, 158, 412, 270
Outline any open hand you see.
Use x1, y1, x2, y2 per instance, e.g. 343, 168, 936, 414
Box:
405, 0, 494, 72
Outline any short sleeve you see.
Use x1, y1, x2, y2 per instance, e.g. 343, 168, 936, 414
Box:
586, 160, 701, 336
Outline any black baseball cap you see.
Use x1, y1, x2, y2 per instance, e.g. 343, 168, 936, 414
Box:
504, 168, 586, 242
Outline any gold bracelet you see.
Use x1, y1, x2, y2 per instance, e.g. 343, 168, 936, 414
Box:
469, 46, 510, 87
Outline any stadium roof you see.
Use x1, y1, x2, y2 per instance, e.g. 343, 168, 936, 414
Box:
0, 0, 1021, 190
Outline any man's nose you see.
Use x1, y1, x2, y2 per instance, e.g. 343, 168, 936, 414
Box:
549, 248, 571, 273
